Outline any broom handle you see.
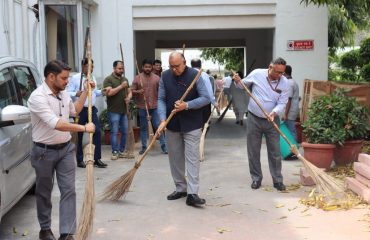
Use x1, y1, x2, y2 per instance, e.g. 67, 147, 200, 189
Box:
135, 68, 203, 166
79, 27, 90, 91
234, 72, 298, 155
182, 44, 186, 54
86, 36, 93, 151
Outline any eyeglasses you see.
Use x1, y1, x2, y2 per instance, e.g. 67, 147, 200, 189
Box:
170, 63, 183, 70
270, 67, 285, 76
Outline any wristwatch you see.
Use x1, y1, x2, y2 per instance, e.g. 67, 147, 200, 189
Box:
185, 102, 189, 110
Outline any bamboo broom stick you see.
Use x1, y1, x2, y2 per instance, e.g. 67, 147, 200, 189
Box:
101, 68, 203, 201
76, 35, 95, 240
232, 71, 344, 195
200, 89, 224, 161
120, 43, 135, 158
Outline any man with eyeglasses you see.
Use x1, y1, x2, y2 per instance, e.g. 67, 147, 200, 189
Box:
157, 52, 210, 207
233, 57, 290, 191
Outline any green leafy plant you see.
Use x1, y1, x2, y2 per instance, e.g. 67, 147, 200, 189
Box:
99, 109, 110, 131
302, 88, 369, 144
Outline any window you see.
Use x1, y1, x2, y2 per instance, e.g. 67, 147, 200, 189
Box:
0, 68, 18, 109
13, 66, 37, 106
45, 5, 78, 71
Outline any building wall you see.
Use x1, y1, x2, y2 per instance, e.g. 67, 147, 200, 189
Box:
0, 0, 328, 104
275, 0, 328, 95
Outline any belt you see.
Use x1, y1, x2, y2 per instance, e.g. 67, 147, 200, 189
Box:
34, 141, 70, 150
248, 111, 267, 120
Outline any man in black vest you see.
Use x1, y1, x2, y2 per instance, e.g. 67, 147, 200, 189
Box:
157, 52, 210, 207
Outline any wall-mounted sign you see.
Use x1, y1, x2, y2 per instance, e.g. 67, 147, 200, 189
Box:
287, 40, 314, 51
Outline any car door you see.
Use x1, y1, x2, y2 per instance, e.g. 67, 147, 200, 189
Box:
0, 63, 36, 217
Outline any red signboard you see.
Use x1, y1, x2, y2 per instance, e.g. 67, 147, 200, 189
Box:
287, 40, 314, 51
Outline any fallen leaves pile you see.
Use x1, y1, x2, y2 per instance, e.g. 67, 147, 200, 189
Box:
299, 188, 365, 211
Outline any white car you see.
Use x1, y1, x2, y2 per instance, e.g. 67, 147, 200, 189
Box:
0, 56, 42, 221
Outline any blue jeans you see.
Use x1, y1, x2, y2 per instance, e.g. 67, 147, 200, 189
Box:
108, 112, 128, 153
284, 119, 297, 142
138, 108, 166, 148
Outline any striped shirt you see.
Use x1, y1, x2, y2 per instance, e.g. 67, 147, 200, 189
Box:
240, 69, 289, 118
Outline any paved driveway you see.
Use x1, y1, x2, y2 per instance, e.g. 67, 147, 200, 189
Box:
1, 113, 369, 240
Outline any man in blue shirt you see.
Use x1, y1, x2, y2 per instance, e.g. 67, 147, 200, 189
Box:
233, 57, 289, 191
157, 52, 210, 207
68, 58, 107, 168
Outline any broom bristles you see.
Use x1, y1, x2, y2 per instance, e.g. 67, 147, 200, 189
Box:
100, 167, 137, 201
199, 122, 209, 161
76, 144, 95, 240
297, 152, 345, 196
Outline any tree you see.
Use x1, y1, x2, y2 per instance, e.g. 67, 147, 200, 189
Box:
301, 0, 370, 52
200, 48, 244, 72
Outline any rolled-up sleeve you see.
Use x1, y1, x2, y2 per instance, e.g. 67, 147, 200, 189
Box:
157, 77, 167, 121
28, 92, 60, 129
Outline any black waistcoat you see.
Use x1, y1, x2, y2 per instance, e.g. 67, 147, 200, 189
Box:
162, 67, 204, 132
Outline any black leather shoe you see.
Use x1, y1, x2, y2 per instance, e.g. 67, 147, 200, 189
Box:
94, 159, 107, 168
251, 180, 261, 189
39, 229, 56, 240
273, 182, 286, 191
186, 194, 206, 206
167, 191, 187, 200
77, 161, 86, 168
58, 234, 74, 240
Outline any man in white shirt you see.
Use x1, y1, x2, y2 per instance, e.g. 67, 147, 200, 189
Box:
28, 60, 95, 240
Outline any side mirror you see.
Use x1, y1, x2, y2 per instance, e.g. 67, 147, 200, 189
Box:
0, 105, 31, 125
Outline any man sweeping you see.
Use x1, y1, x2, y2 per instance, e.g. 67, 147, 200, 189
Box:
233, 57, 290, 191
157, 52, 210, 207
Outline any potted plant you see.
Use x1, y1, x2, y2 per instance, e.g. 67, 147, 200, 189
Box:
332, 89, 370, 165
301, 89, 347, 170
99, 108, 111, 145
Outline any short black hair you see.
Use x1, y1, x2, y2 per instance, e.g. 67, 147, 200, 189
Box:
285, 65, 292, 76
142, 59, 153, 66
191, 58, 202, 68
113, 60, 123, 68
44, 60, 71, 78
82, 58, 94, 65
153, 59, 162, 65
272, 57, 287, 66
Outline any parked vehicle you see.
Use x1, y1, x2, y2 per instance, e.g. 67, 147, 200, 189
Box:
0, 56, 42, 221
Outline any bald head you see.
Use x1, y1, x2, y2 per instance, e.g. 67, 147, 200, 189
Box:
169, 51, 186, 76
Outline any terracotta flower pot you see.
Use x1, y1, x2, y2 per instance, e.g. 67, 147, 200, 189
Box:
301, 142, 336, 170
334, 139, 364, 166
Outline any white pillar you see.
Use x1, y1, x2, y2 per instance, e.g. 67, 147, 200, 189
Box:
8, 0, 16, 56
22, 0, 30, 60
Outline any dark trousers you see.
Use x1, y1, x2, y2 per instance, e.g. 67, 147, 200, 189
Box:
246, 113, 283, 183
77, 106, 101, 162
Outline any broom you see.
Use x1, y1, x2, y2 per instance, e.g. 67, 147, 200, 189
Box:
200, 89, 223, 161
101, 68, 203, 201
76, 36, 95, 240
233, 71, 345, 196
71, 27, 90, 146
134, 55, 156, 147
120, 43, 135, 158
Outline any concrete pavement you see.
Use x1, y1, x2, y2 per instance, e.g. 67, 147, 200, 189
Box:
0, 112, 369, 240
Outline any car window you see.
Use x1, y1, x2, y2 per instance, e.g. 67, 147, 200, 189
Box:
0, 68, 18, 109
13, 66, 37, 105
